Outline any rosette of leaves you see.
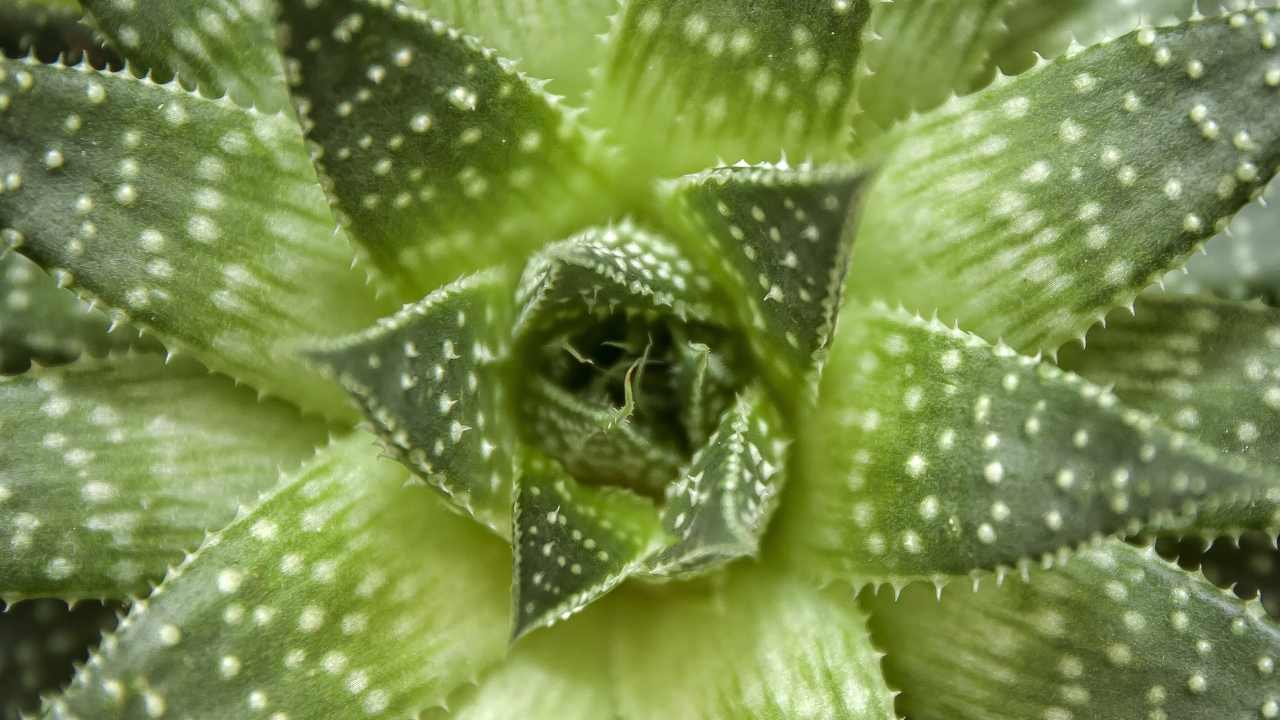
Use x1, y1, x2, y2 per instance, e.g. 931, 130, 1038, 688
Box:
2, 0, 1280, 718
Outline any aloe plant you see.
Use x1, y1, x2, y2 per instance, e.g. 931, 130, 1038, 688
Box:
2, 0, 1280, 717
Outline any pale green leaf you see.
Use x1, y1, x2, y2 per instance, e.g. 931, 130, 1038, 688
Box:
277, 0, 619, 298
0, 599, 118, 720
856, 0, 1014, 138
512, 451, 664, 640
782, 303, 1279, 584
592, 0, 871, 177
0, 354, 330, 601
848, 11, 1280, 356
646, 387, 788, 578
1062, 294, 1280, 532
661, 163, 869, 397
870, 540, 1280, 720
307, 271, 517, 535
1163, 177, 1280, 303
0, 57, 386, 417
611, 566, 898, 720
81, 0, 289, 110
403, 0, 614, 102
45, 433, 512, 719
0, 253, 149, 374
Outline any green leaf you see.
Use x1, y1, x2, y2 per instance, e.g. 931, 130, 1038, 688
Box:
848, 11, 1280, 356
1, 253, 149, 374
81, 0, 289, 110
870, 540, 1280, 720
402, 0, 614, 102
1062, 294, 1280, 532
277, 0, 619, 299
781, 303, 1279, 585
0, 599, 119, 720
1, 0, 120, 69
611, 566, 898, 719
46, 433, 512, 719
646, 387, 788, 578
856, 0, 1014, 138
661, 163, 869, 398
0, 354, 330, 601
511, 451, 664, 640
592, 0, 871, 177
1193, 531, 1280, 618
307, 270, 517, 536
0, 57, 386, 417
1163, 177, 1280, 303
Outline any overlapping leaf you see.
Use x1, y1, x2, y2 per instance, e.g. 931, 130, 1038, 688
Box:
646, 388, 788, 578
307, 271, 517, 535
0, 599, 118, 720
593, 0, 871, 176
511, 452, 664, 639
0, 57, 384, 417
1164, 176, 1280, 303
1063, 294, 1280, 532
782, 303, 1280, 584
662, 163, 868, 396
848, 11, 1280, 356
871, 540, 1280, 720
277, 0, 619, 298
81, 0, 288, 110
611, 567, 897, 720
0, 354, 329, 601
46, 434, 512, 719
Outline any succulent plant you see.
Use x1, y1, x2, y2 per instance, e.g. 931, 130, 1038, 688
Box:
3, 0, 1280, 718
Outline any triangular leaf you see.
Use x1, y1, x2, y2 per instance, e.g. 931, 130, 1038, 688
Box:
782, 303, 1280, 585
1163, 177, 1280, 303
0, 354, 330, 601
592, 0, 871, 177
848, 11, 1280, 356
402, 0, 614, 102
661, 163, 869, 397
870, 540, 1280, 720
0, 57, 385, 417
47, 434, 513, 719
0, 599, 118, 720
307, 271, 517, 535
1, 253, 150, 374
646, 387, 788, 578
277, 0, 619, 298
81, 0, 289, 110
1063, 294, 1280, 532
511, 451, 664, 640
611, 566, 898, 720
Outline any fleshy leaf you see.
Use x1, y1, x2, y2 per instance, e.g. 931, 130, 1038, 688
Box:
1, 0, 120, 69
612, 566, 898, 719
856, 0, 1014, 137
0, 57, 385, 417
592, 0, 871, 177
782, 303, 1280, 584
0, 354, 329, 601
848, 11, 1280, 356
661, 163, 869, 396
402, 0, 614, 102
81, 0, 288, 110
646, 388, 788, 578
511, 451, 664, 640
0, 253, 149, 374
46, 433, 512, 719
277, 0, 619, 298
1063, 294, 1280, 531
0, 599, 118, 720
1163, 176, 1280, 303
307, 271, 516, 535
871, 540, 1280, 720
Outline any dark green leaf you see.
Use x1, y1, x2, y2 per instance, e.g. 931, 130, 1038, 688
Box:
871, 540, 1280, 720
848, 11, 1280, 356
0, 354, 329, 601
1, 0, 120, 69
0, 57, 386, 417
0, 599, 118, 720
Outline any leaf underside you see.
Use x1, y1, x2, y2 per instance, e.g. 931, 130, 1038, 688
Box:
849, 11, 1280, 356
